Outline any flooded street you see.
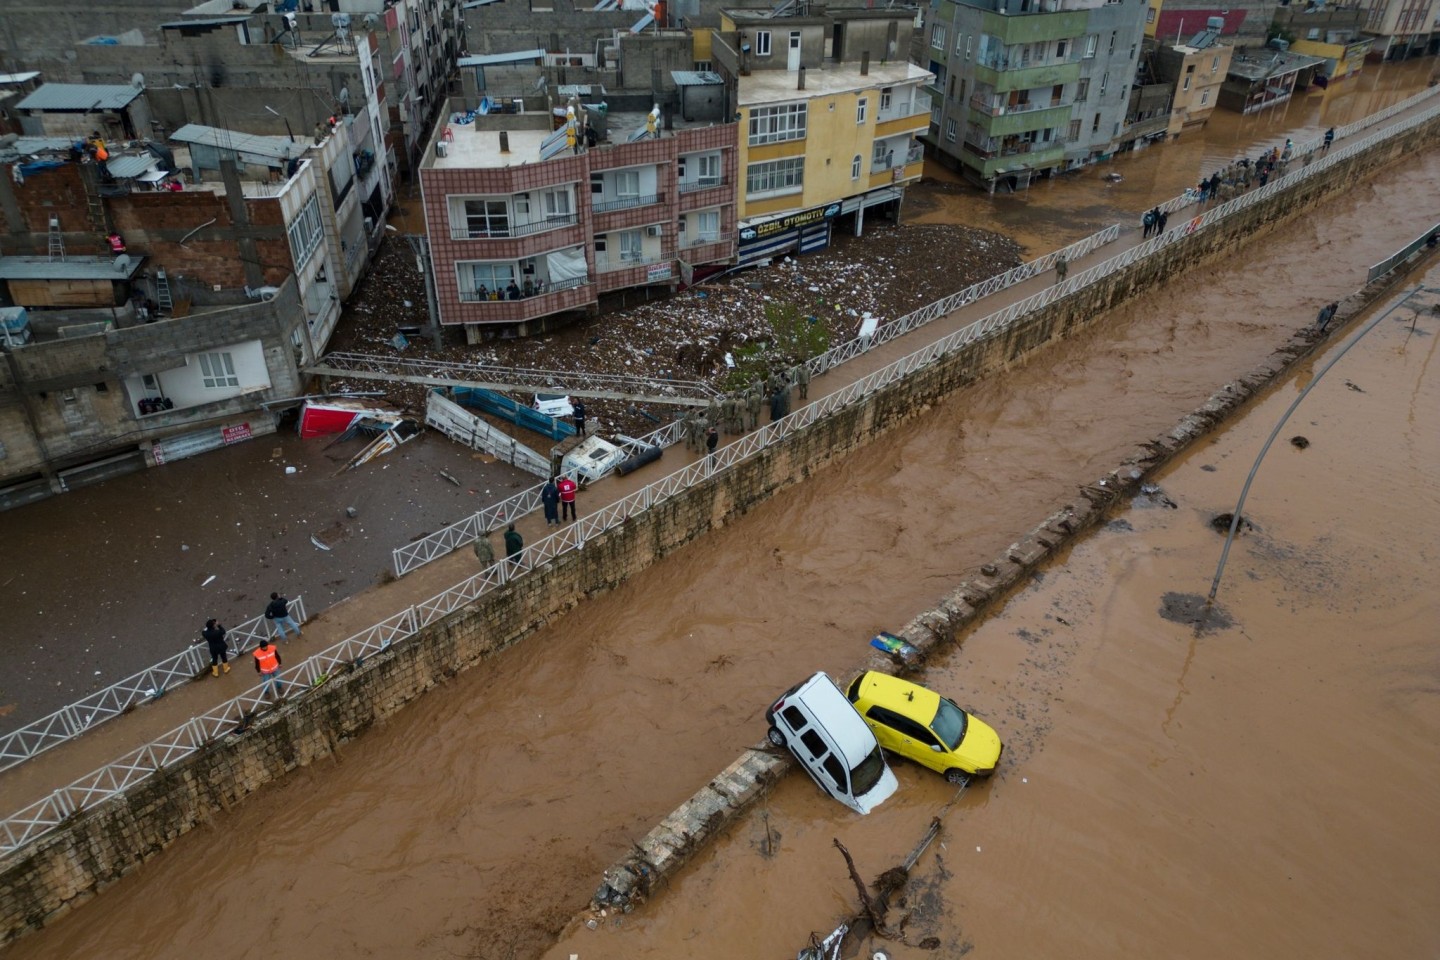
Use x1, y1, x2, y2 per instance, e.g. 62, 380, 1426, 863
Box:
911, 59, 1438, 250
546, 270, 1440, 960
4, 104, 1437, 960
0, 432, 531, 728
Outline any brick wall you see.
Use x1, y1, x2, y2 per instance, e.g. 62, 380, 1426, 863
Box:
3, 112, 1437, 946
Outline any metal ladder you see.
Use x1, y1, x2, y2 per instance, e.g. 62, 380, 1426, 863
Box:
47, 218, 65, 261
154, 270, 173, 314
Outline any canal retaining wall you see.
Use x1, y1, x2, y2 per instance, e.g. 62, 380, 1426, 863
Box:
3, 110, 1439, 945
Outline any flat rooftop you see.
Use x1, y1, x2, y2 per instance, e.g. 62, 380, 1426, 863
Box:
738, 61, 931, 107
428, 108, 722, 170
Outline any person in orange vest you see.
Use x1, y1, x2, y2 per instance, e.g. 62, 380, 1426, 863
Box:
253, 638, 284, 700
557, 474, 578, 522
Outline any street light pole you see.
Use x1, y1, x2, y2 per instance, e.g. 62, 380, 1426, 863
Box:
264, 105, 296, 143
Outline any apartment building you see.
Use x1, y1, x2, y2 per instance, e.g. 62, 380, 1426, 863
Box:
924, 0, 1148, 192
1154, 21, 1233, 131
710, 4, 932, 262
1272, 6, 1372, 81
420, 83, 739, 340
1357, 0, 1439, 60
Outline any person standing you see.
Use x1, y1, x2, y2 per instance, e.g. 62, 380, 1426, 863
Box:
573, 400, 587, 438
705, 425, 718, 464
265, 592, 302, 640
1157, 210, 1169, 234
541, 476, 560, 526
794, 362, 810, 401
504, 522, 524, 560
1054, 254, 1067, 284
1323, 127, 1335, 152
746, 386, 762, 430
1142, 209, 1155, 238
472, 529, 495, 566
253, 638, 284, 700
558, 474, 578, 522
198, 618, 230, 676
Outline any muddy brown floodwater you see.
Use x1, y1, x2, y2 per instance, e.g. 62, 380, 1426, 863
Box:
545, 269, 1440, 960
6, 100, 1440, 960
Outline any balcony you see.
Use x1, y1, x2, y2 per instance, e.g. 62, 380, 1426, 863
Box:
877, 91, 933, 124
872, 142, 925, 172
678, 178, 724, 194
969, 95, 1068, 117
595, 252, 666, 273
458, 275, 589, 302
447, 277, 597, 324
968, 101, 1073, 138
680, 233, 721, 248
974, 59, 1081, 93
979, 8, 1087, 43
449, 214, 579, 241
591, 194, 662, 214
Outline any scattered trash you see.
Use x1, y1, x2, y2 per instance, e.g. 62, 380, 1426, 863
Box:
870, 631, 920, 662
310, 535, 332, 552
390, 332, 410, 351
285, 466, 297, 475
337, 417, 422, 473
1290, 435, 1310, 449
201, 575, 216, 587
439, 470, 461, 486
346, 506, 359, 518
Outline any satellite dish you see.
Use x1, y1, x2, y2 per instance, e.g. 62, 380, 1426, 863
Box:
131, 72, 145, 90
331, 12, 351, 30
363, 13, 378, 28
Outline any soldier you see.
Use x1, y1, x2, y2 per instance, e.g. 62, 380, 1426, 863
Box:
685, 412, 702, 452
705, 398, 721, 431
794, 363, 811, 401
720, 395, 735, 435
751, 377, 764, 400
746, 386, 761, 431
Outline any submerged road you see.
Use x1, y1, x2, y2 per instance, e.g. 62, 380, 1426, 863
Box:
5, 103, 1439, 959
544, 272, 1440, 960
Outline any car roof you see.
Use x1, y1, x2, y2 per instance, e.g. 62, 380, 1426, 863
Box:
793, 672, 879, 764
853, 670, 941, 721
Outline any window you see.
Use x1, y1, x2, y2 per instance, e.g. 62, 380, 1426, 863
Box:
1099, 72, 1108, 96
880, 87, 893, 112
944, 118, 957, 142
932, 23, 947, 49
1182, 75, 1191, 91
463, 199, 510, 237
693, 59, 712, 72
695, 153, 720, 185
198, 352, 238, 389
748, 102, 807, 145
542, 189, 571, 218
590, 174, 604, 195
1068, 119, 1081, 139
1076, 77, 1089, 102
1200, 89, 1210, 106
755, 30, 772, 56
1146, 6, 1156, 22
781, 705, 807, 730
1211, 54, 1220, 72
821, 753, 847, 789
287, 193, 324, 269
458, 261, 516, 297
856, 97, 868, 124
948, 75, 956, 100
867, 707, 939, 745
1092, 113, 1100, 133
1108, 30, 1116, 54
694, 210, 720, 241
1056, 39, 1067, 58
619, 229, 643, 262
800, 729, 827, 756
1083, 34, 1097, 58
745, 157, 804, 196
851, 154, 862, 179
965, 35, 972, 59
614, 169, 640, 200
1307, 27, 1321, 39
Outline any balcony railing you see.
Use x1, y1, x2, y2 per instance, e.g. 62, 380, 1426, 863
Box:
678, 178, 724, 194
872, 143, 925, 172
962, 136, 1069, 160
449, 213, 578, 241
458, 275, 589, 302
977, 51, 1080, 72
681, 233, 722, 248
876, 92, 934, 123
968, 95, 1068, 117
595, 253, 664, 272
592, 193, 661, 213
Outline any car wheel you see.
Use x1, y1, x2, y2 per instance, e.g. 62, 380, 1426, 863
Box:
766, 726, 785, 747
945, 768, 969, 785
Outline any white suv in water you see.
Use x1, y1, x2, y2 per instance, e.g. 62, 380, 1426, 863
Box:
765, 672, 899, 815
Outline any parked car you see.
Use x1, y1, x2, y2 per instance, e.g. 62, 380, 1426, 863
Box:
765, 672, 898, 815
533, 392, 575, 419
846, 671, 1003, 782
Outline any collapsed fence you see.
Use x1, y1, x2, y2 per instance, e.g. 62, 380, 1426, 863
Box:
5, 92, 1439, 858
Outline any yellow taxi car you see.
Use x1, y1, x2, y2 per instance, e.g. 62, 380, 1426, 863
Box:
845, 671, 1003, 783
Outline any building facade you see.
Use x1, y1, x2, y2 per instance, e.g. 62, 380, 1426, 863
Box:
711, 5, 931, 261
420, 94, 739, 340
1154, 26, 1232, 131
924, 0, 1149, 191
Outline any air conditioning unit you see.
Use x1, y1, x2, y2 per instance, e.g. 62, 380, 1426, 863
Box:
645, 225, 663, 237
435, 139, 448, 158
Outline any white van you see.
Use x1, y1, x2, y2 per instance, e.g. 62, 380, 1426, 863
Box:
765, 672, 899, 815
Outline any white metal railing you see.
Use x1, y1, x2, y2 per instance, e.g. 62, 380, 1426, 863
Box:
0, 597, 307, 774
5, 96, 1436, 859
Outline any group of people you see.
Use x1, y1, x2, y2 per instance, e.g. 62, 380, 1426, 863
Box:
1141, 206, 1170, 239
681, 364, 811, 453
192, 593, 303, 701
1187, 130, 1334, 209
471, 521, 528, 567
474, 278, 548, 302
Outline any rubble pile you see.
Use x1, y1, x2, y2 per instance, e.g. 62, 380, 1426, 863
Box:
327, 213, 1022, 435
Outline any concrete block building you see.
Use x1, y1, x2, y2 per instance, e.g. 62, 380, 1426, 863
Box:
923, 0, 1149, 191
420, 86, 739, 339
710, 4, 932, 261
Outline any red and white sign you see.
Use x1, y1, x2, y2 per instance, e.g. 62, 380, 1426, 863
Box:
222, 423, 253, 445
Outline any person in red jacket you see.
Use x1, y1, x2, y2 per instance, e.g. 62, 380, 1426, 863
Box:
557, 474, 578, 522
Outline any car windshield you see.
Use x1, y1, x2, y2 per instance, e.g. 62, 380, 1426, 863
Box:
931, 696, 969, 751
851, 745, 888, 796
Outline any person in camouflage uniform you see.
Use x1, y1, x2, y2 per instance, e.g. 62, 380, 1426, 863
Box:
793, 362, 811, 401
745, 386, 761, 431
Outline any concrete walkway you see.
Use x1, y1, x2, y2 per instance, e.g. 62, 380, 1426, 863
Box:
0, 92, 1429, 818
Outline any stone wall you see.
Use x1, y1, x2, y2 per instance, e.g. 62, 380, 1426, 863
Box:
3, 108, 1437, 946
